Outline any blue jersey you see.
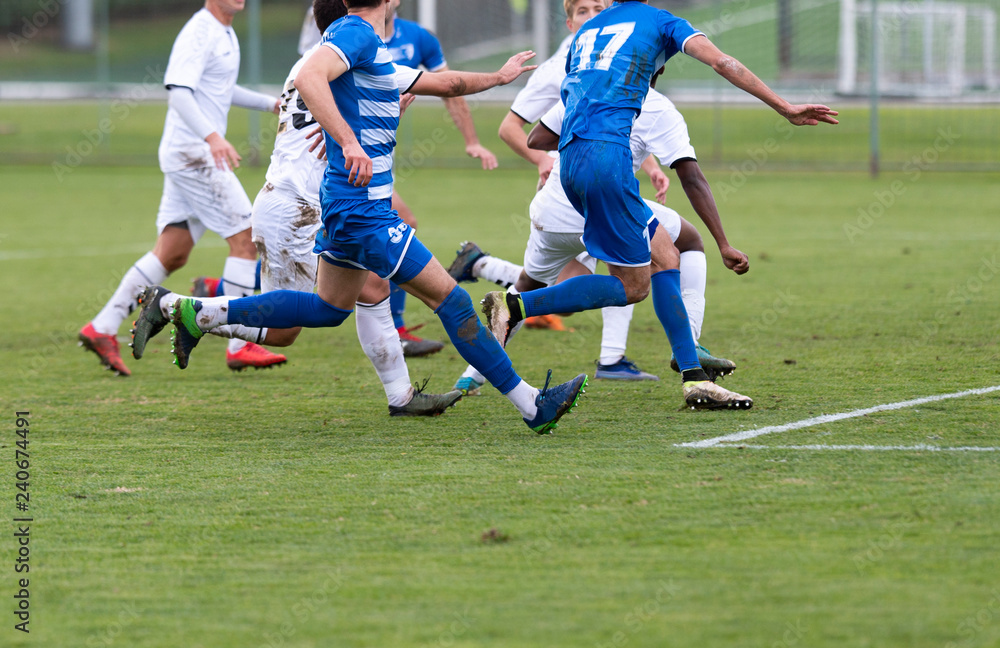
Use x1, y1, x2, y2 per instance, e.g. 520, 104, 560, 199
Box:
385, 18, 447, 71
319, 16, 400, 203
560, 2, 701, 150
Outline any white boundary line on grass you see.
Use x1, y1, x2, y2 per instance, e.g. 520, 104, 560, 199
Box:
677, 385, 1000, 449
708, 444, 1000, 452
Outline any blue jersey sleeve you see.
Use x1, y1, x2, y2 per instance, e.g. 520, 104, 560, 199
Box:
418, 27, 447, 71
322, 21, 376, 70
657, 11, 702, 56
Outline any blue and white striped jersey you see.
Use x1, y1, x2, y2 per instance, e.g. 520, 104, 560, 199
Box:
319, 16, 400, 203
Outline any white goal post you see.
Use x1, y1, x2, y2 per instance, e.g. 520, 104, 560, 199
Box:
839, 0, 998, 96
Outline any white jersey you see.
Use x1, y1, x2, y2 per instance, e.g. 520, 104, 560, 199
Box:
159, 9, 241, 173
509, 34, 573, 124
264, 48, 424, 208
298, 6, 321, 55
531, 89, 697, 233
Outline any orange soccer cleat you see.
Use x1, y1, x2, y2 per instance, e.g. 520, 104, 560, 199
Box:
79, 323, 131, 376
523, 314, 566, 331
226, 342, 288, 372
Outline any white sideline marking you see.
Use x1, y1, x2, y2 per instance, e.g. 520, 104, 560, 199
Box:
712, 444, 1000, 453
677, 385, 1000, 448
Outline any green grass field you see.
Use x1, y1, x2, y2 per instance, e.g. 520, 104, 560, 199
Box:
2, 119, 1000, 647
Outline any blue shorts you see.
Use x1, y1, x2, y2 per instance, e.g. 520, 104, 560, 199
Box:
560, 138, 654, 268
314, 197, 433, 284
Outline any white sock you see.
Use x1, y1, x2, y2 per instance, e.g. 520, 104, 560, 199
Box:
222, 256, 258, 352
91, 252, 168, 335
599, 304, 634, 366
505, 380, 540, 419
209, 324, 267, 343
461, 364, 487, 385
472, 255, 522, 288
356, 299, 413, 408
679, 251, 707, 342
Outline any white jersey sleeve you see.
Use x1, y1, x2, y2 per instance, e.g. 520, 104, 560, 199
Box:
539, 101, 564, 137
630, 90, 697, 171
298, 7, 321, 56
159, 9, 241, 173
393, 64, 423, 94
509, 34, 572, 123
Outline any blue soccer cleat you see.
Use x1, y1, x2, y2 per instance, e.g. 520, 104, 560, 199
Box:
670, 344, 737, 382
446, 241, 488, 283
595, 356, 659, 381
454, 375, 485, 396
523, 370, 588, 435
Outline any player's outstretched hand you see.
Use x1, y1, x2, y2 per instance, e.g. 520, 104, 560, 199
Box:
537, 155, 555, 188
306, 126, 327, 161
343, 142, 372, 187
206, 132, 240, 171
720, 244, 749, 275
497, 51, 538, 85
783, 104, 839, 126
467, 143, 498, 170
649, 168, 671, 204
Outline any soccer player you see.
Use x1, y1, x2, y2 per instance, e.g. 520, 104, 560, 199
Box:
134, 0, 588, 434
483, 0, 838, 410
448, 87, 735, 394
382, 0, 506, 356
78, 0, 286, 376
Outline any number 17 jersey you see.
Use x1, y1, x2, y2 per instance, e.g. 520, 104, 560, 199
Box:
559, 1, 702, 150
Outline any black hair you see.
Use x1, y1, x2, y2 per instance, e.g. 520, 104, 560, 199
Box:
313, 0, 349, 33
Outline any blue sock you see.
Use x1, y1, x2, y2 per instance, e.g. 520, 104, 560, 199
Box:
389, 283, 406, 329
435, 286, 521, 394
651, 270, 700, 373
214, 279, 224, 297
521, 275, 627, 318
226, 291, 352, 329
254, 259, 262, 291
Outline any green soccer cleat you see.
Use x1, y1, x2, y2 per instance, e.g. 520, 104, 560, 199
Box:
524, 371, 588, 435
130, 285, 171, 360
170, 298, 206, 370
389, 388, 463, 417
670, 344, 737, 382
481, 290, 524, 348
682, 380, 753, 410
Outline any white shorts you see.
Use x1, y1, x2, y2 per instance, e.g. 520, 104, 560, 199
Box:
523, 203, 683, 286
155, 166, 253, 243
250, 183, 320, 293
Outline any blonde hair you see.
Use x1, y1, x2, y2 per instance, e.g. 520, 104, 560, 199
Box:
563, 0, 610, 19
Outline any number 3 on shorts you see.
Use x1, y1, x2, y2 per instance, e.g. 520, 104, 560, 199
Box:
575, 22, 636, 72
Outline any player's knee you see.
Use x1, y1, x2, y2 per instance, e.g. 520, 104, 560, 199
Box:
622, 278, 650, 304
305, 295, 352, 328
160, 251, 189, 272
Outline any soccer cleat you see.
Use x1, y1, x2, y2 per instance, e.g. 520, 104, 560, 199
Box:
397, 324, 445, 357
78, 323, 131, 376
226, 342, 288, 372
481, 290, 524, 347
670, 344, 737, 382
595, 356, 659, 381
130, 285, 171, 360
524, 371, 588, 434
389, 388, 463, 417
454, 375, 485, 396
446, 241, 487, 283
191, 276, 220, 298
523, 314, 566, 331
683, 381, 753, 410
170, 298, 205, 370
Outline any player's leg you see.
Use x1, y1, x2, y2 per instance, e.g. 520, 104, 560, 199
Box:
398, 246, 586, 433
354, 273, 462, 416
446, 241, 523, 289
389, 190, 443, 357
647, 225, 752, 409
80, 176, 194, 376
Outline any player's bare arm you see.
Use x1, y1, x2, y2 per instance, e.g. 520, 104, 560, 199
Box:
409, 51, 537, 98
684, 35, 839, 127
674, 159, 748, 274
295, 46, 372, 187
499, 112, 555, 181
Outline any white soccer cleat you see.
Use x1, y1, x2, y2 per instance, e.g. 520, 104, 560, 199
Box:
683, 381, 753, 410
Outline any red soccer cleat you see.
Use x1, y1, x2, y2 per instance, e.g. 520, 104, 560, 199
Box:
524, 314, 566, 331
396, 324, 445, 357
79, 322, 131, 376
191, 276, 221, 298
226, 342, 288, 372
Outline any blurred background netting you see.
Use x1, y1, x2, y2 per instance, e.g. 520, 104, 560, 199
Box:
1, 0, 998, 171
